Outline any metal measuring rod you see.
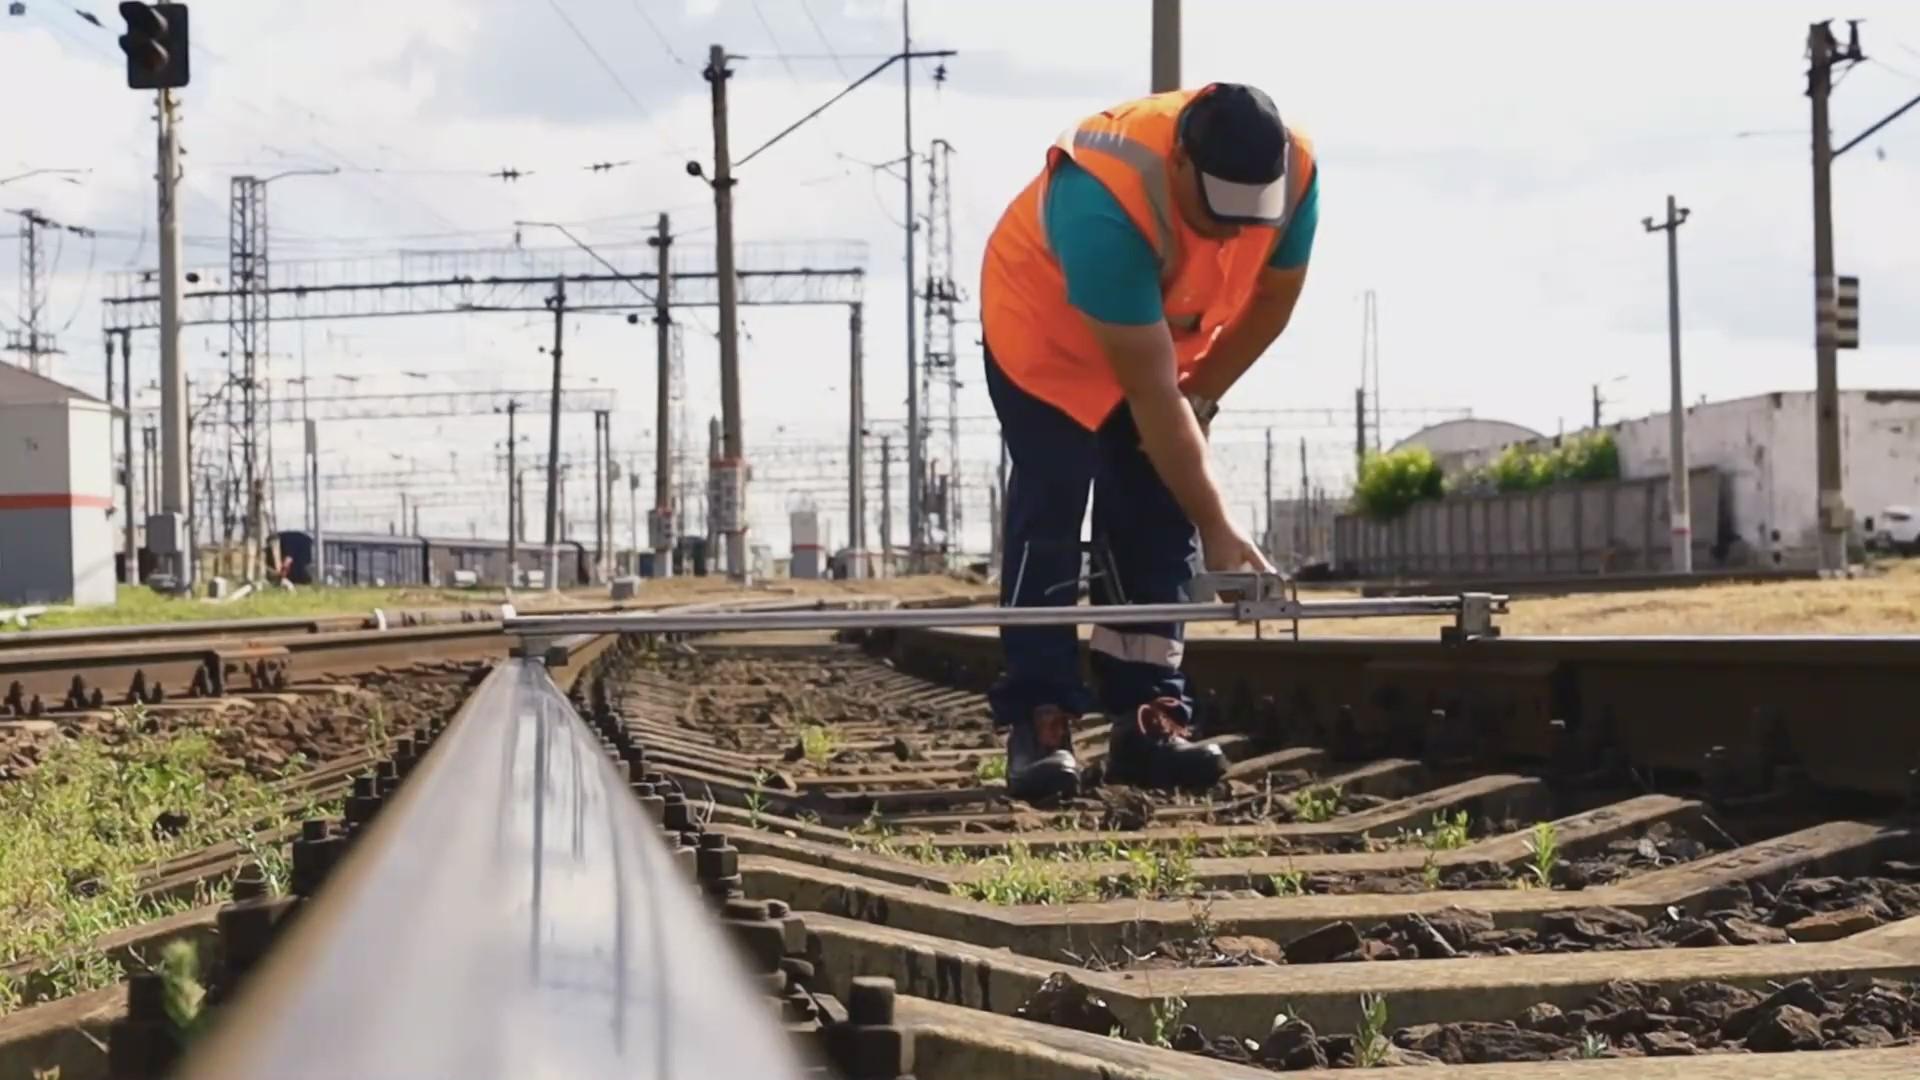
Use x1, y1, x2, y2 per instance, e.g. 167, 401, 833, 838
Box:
503, 573, 1508, 643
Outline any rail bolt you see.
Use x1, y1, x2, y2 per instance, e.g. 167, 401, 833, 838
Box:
375, 759, 402, 798
848, 977, 896, 1026
230, 862, 270, 902
664, 794, 697, 833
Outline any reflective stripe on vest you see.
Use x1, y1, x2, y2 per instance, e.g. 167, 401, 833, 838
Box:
1042, 124, 1303, 279
1047, 128, 1177, 268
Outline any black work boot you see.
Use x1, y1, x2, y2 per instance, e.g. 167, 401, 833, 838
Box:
1005, 705, 1080, 803
1105, 697, 1227, 792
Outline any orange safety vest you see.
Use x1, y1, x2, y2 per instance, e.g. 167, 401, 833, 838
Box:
981, 89, 1315, 431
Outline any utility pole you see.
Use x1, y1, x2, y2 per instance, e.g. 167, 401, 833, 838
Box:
1298, 436, 1309, 558
880, 433, 894, 577
141, 426, 156, 542
649, 213, 674, 578
592, 408, 607, 584
1643, 194, 1692, 574
1358, 289, 1382, 453
505, 399, 518, 582
516, 470, 527, 549
704, 44, 749, 582
542, 279, 566, 590
1354, 387, 1368, 478
1591, 384, 1603, 430
902, 1, 923, 574
1809, 20, 1862, 574
155, 88, 191, 590
1151, 0, 1181, 92
848, 301, 866, 576
1263, 427, 1274, 558
603, 416, 616, 580
105, 336, 119, 580
118, 330, 135, 580
307, 418, 322, 583
628, 466, 639, 577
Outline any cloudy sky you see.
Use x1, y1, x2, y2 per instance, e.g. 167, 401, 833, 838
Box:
3, 0, 1918, 554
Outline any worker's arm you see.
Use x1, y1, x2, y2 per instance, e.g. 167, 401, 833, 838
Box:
1049, 161, 1273, 572
1085, 319, 1271, 570
1182, 168, 1319, 402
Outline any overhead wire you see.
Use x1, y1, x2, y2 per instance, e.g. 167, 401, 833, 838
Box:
795, 0, 849, 79
625, 0, 687, 67
544, 0, 659, 125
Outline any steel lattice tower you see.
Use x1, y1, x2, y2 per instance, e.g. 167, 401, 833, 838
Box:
227, 177, 270, 573
920, 139, 962, 560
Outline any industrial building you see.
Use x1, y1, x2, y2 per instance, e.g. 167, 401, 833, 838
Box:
1351, 390, 1920, 573
1389, 418, 1546, 472
0, 365, 118, 606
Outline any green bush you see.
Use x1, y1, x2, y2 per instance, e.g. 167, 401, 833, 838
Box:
1352, 447, 1444, 521
1487, 432, 1620, 494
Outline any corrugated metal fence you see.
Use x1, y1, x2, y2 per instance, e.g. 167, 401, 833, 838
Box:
1334, 468, 1723, 577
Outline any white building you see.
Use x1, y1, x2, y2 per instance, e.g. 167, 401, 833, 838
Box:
0, 366, 118, 605
1444, 391, 1920, 569
1390, 418, 1545, 472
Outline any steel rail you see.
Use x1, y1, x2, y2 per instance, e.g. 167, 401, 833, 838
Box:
505, 593, 1503, 636
174, 659, 810, 1080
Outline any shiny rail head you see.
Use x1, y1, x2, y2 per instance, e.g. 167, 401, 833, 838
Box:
173, 660, 812, 1080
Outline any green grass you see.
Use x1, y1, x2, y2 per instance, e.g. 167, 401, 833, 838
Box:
154, 939, 207, 1044
1, 584, 494, 634
1291, 785, 1343, 823
1269, 867, 1308, 896
1523, 821, 1560, 889
1424, 811, 1471, 851
953, 837, 1203, 905
973, 755, 1008, 784
0, 717, 334, 1013
1148, 995, 1188, 1049
1354, 993, 1392, 1067
956, 842, 1099, 905
799, 725, 839, 766
1211, 835, 1265, 860
746, 769, 772, 830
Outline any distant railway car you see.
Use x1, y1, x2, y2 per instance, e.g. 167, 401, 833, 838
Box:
277, 531, 428, 587
279, 531, 593, 588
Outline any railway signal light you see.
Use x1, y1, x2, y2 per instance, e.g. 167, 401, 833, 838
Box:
1834, 275, 1860, 350
117, 2, 190, 90
1818, 274, 1861, 350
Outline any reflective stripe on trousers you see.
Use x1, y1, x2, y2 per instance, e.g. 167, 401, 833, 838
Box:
1090, 626, 1185, 669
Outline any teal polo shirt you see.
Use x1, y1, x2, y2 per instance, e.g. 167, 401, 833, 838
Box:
1047, 158, 1319, 326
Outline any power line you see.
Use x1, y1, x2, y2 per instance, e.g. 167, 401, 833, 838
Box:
625, 0, 687, 66
750, 0, 806, 85
1874, 56, 1920, 85
544, 0, 657, 124
797, 0, 852, 78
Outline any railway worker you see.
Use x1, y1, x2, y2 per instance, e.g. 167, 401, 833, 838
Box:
979, 81, 1318, 802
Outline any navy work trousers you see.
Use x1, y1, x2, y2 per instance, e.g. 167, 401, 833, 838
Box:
984, 344, 1200, 733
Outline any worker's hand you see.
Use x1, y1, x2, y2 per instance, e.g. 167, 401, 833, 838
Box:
1199, 519, 1276, 575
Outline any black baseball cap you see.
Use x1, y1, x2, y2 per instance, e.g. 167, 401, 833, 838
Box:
1177, 83, 1292, 226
